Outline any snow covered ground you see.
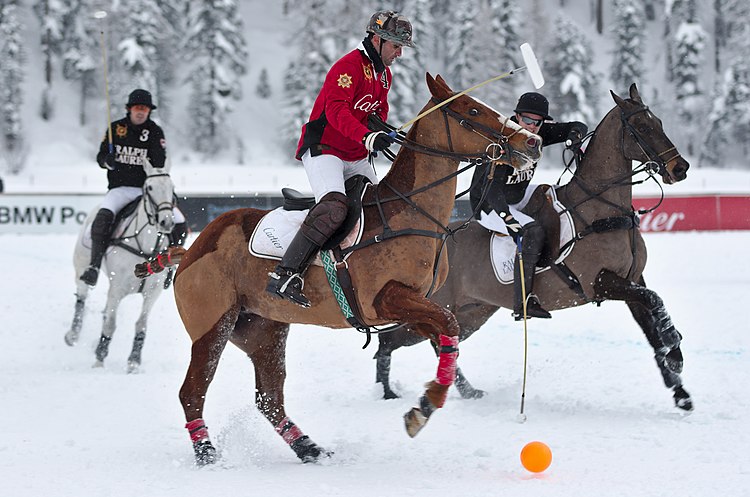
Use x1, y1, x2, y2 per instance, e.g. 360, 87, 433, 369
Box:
1, 230, 748, 496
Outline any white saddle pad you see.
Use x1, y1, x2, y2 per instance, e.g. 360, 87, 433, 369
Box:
249, 207, 364, 266
489, 186, 576, 285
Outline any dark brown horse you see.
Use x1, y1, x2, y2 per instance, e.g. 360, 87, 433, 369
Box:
143, 74, 542, 465
375, 83, 693, 411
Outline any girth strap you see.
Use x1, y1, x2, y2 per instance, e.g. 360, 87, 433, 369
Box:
559, 214, 636, 254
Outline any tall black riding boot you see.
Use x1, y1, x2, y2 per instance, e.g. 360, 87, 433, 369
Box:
266, 229, 320, 308
512, 221, 551, 320
169, 221, 188, 247
80, 209, 115, 286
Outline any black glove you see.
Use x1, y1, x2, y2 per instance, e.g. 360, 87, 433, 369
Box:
565, 126, 586, 148
363, 131, 395, 152
503, 213, 523, 243
104, 152, 117, 170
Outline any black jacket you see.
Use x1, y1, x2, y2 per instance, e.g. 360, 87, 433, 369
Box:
96, 116, 166, 190
469, 118, 587, 218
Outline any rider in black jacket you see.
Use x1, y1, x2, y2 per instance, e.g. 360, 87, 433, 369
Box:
80, 89, 187, 287
470, 92, 587, 320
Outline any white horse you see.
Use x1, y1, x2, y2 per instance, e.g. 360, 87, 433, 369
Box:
65, 159, 176, 373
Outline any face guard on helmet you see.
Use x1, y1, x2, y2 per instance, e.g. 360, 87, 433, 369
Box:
366, 10, 415, 48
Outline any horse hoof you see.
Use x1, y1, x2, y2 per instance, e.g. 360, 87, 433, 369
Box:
458, 386, 486, 399
64, 331, 79, 346
92, 360, 104, 368
193, 440, 217, 466
382, 388, 400, 400
126, 361, 140, 374
290, 435, 332, 463
673, 386, 693, 411
403, 407, 428, 438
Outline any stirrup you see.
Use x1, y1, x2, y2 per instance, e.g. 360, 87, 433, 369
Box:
80, 266, 99, 287
513, 295, 551, 320
267, 270, 311, 308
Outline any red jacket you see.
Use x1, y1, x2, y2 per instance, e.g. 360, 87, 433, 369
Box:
296, 46, 391, 161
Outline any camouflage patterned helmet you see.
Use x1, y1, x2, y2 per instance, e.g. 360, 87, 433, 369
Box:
366, 10, 415, 48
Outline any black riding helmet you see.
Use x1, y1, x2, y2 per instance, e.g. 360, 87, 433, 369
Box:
126, 89, 157, 110
514, 92, 552, 120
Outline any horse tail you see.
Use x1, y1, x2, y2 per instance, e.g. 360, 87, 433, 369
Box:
134, 246, 186, 278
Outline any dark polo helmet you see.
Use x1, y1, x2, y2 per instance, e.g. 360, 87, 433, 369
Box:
366, 10, 415, 48
514, 92, 552, 120
127, 89, 157, 110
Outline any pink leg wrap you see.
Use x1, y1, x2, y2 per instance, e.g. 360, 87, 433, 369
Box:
185, 418, 210, 443
275, 417, 305, 445
435, 335, 459, 386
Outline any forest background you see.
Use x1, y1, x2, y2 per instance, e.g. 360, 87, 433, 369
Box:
1, 0, 749, 179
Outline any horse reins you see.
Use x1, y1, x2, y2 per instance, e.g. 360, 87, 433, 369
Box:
341, 99, 527, 336
110, 174, 175, 279
558, 102, 684, 283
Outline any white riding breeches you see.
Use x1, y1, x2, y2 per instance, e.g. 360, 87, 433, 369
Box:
301, 150, 378, 202
100, 186, 185, 223
477, 183, 539, 234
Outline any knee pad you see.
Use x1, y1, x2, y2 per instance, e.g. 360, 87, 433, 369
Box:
521, 221, 545, 257
91, 209, 115, 238
301, 192, 349, 246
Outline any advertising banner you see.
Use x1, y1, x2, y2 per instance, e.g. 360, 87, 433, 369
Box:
2, 193, 749, 234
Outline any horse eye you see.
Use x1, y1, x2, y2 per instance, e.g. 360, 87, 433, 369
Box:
468, 108, 479, 116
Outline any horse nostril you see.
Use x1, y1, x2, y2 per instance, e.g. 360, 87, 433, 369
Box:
526, 137, 539, 150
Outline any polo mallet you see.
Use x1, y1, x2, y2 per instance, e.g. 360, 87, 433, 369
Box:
391, 42, 545, 136
516, 236, 530, 423
94, 10, 113, 155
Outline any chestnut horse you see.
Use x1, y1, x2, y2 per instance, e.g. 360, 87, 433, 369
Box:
143, 74, 542, 465
375, 83, 694, 411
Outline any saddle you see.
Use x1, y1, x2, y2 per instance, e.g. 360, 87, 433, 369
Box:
249, 175, 369, 262
281, 175, 370, 250
487, 185, 575, 285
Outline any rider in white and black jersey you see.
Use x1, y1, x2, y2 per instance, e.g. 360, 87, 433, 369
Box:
80, 89, 187, 287
470, 92, 588, 320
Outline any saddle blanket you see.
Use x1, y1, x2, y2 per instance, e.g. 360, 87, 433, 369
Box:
486, 186, 576, 285
249, 207, 363, 265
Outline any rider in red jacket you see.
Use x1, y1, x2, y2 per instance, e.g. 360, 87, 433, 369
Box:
267, 10, 415, 307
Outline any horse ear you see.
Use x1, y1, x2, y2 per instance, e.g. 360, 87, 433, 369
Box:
436, 74, 454, 92
629, 83, 642, 103
426, 72, 442, 98
427, 73, 452, 100
610, 89, 626, 108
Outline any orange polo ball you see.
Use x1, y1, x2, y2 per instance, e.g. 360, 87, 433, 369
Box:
520, 441, 552, 473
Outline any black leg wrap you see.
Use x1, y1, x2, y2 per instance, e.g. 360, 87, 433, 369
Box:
454, 366, 485, 399
290, 435, 331, 463
95, 335, 112, 362
375, 353, 400, 399
128, 331, 146, 365
193, 440, 217, 466
652, 304, 682, 350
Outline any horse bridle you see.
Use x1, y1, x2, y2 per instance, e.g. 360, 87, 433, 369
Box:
142, 173, 176, 226
620, 105, 683, 178
342, 97, 531, 334
559, 102, 685, 283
